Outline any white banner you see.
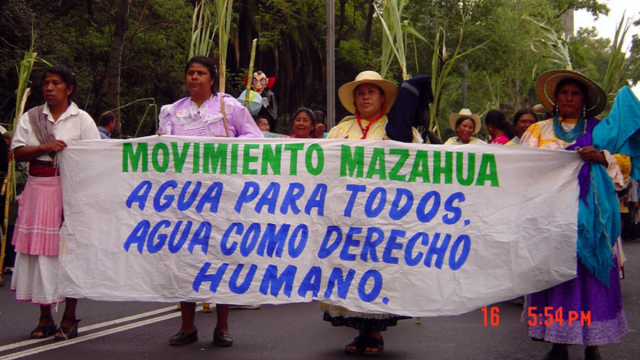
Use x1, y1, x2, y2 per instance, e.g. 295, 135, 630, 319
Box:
58, 136, 581, 316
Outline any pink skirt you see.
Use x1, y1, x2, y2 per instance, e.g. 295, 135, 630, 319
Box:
12, 176, 63, 256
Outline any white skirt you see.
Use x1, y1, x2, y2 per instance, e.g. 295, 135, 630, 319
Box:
11, 253, 65, 305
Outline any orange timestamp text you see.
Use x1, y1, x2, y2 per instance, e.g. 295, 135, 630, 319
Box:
481, 306, 500, 326
527, 306, 592, 327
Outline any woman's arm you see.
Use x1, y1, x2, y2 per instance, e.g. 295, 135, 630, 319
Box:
13, 141, 67, 162
577, 146, 608, 167
228, 98, 264, 138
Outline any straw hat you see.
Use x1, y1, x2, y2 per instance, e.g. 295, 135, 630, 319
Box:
531, 104, 547, 114
449, 109, 481, 134
536, 70, 607, 118
338, 71, 398, 114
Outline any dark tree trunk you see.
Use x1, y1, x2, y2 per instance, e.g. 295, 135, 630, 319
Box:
338, 0, 347, 36
86, 0, 94, 19
462, 61, 468, 108
364, 0, 374, 45
105, 0, 131, 138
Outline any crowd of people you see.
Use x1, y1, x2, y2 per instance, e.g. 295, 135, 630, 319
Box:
2, 55, 637, 360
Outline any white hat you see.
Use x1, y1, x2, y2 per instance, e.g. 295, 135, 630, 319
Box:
448, 109, 481, 134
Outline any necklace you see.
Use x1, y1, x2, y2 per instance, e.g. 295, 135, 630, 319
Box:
355, 104, 386, 139
553, 114, 585, 143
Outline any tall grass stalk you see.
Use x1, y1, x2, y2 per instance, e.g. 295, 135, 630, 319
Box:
429, 12, 489, 137
214, 0, 233, 94
189, 1, 216, 59
376, 0, 428, 80
102, 98, 158, 137
1, 32, 39, 278
522, 15, 572, 77
601, 13, 640, 110
244, 39, 258, 108
377, 0, 408, 80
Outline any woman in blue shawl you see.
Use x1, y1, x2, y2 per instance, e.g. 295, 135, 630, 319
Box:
520, 70, 633, 360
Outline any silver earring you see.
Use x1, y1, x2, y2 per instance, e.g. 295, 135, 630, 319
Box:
554, 103, 558, 114
583, 105, 587, 118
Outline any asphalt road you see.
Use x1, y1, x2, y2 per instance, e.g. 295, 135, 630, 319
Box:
1, 241, 638, 360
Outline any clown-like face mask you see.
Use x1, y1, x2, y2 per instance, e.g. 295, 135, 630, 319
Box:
252, 71, 268, 94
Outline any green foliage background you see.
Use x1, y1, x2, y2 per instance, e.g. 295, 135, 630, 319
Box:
0, 0, 637, 138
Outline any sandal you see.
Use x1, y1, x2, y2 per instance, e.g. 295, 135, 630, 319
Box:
345, 335, 367, 354
31, 316, 57, 339
363, 336, 384, 356
54, 317, 80, 341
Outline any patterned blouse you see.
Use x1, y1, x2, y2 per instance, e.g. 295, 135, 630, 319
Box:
158, 93, 263, 138
328, 116, 423, 143
520, 117, 628, 186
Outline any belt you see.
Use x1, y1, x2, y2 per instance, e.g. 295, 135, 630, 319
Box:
29, 160, 59, 177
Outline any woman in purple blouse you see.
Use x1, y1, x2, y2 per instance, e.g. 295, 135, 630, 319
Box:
159, 56, 263, 347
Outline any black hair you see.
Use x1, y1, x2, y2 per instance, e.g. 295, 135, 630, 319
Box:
42, 65, 77, 99
314, 110, 326, 126
99, 111, 116, 126
553, 78, 589, 112
455, 116, 476, 131
185, 56, 219, 92
485, 109, 515, 139
290, 107, 317, 135
512, 108, 537, 128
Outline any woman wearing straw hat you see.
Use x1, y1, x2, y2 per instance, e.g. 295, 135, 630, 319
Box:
322, 71, 418, 356
158, 55, 263, 347
444, 109, 486, 145
327, 71, 422, 142
520, 70, 629, 360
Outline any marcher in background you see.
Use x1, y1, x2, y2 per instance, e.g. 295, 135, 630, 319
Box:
313, 110, 326, 138
507, 109, 537, 145
158, 55, 263, 347
11, 65, 100, 340
626, 180, 640, 240
254, 116, 270, 132
98, 112, 116, 139
484, 109, 515, 144
444, 109, 486, 145
283, 107, 316, 138
323, 70, 419, 356
520, 70, 629, 360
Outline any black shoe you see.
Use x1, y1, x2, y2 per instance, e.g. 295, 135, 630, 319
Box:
585, 346, 602, 360
213, 329, 233, 347
542, 344, 568, 360
169, 328, 198, 346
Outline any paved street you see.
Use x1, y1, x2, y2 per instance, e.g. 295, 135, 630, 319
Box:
1, 241, 638, 360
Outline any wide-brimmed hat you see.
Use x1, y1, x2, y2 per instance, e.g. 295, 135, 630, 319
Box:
449, 109, 481, 134
536, 70, 607, 118
338, 71, 398, 114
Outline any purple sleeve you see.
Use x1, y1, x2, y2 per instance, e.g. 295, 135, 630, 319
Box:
158, 105, 173, 134
228, 99, 264, 138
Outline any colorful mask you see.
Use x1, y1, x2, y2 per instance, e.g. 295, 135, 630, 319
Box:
252, 71, 268, 94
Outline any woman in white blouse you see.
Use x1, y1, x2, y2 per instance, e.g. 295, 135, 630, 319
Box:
11, 65, 100, 340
